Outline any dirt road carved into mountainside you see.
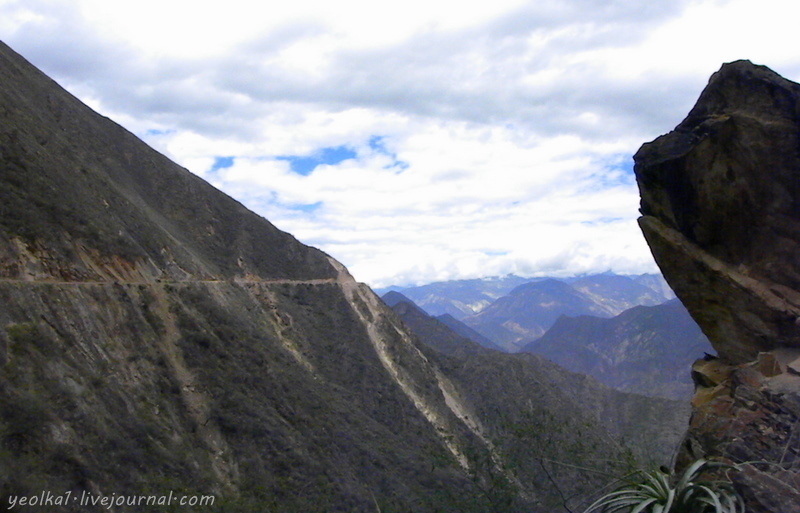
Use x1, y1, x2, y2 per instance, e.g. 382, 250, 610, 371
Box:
0, 277, 338, 286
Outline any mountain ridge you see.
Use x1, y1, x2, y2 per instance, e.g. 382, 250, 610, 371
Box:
382, 273, 677, 353
0, 39, 508, 511
462, 275, 676, 352
0, 39, 335, 285
378, 273, 674, 321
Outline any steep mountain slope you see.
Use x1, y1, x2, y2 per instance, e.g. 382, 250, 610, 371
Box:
0, 40, 511, 512
0, 55, 333, 283
434, 314, 504, 351
386, 295, 690, 511
0, 40, 685, 513
522, 300, 713, 399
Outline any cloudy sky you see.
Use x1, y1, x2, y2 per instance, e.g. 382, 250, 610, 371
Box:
2, 0, 799, 287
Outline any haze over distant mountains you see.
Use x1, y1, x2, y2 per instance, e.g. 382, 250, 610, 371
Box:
381, 273, 677, 351
380, 273, 673, 317
376, 274, 534, 319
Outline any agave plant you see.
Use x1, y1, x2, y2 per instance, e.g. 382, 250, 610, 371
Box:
583, 459, 744, 513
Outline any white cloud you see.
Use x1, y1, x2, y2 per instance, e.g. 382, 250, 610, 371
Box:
2, 0, 799, 287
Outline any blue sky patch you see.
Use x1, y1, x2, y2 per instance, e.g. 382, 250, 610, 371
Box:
581, 217, 624, 226
211, 156, 235, 172
277, 145, 357, 176
609, 159, 635, 179
369, 135, 409, 173
586, 155, 636, 190
145, 128, 175, 137
369, 135, 388, 153
286, 201, 323, 213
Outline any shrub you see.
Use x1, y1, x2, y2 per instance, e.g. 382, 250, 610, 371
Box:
583, 459, 744, 513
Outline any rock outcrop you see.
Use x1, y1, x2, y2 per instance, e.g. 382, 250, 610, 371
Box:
634, 60, 800, 364
634, 60, 800, 512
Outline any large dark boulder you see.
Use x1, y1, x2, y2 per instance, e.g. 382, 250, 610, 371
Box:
634, 60, 800, 365
634, 60, 800, 513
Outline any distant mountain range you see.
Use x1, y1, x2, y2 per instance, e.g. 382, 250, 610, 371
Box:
382, 291, 504, 352
567, 274, 675, 314
521, 300, 712, 400
459, 274, 674, 352
378, 273, 675, 324
382, 277, 710, 400
376, 275, 534, 319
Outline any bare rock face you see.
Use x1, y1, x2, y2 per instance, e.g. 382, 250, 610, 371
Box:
634, 61, 800, 513
682, 354, 800, 512
634, 60, 800, 365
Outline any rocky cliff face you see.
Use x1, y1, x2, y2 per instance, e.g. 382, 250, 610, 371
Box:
634, 60, 800, 512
